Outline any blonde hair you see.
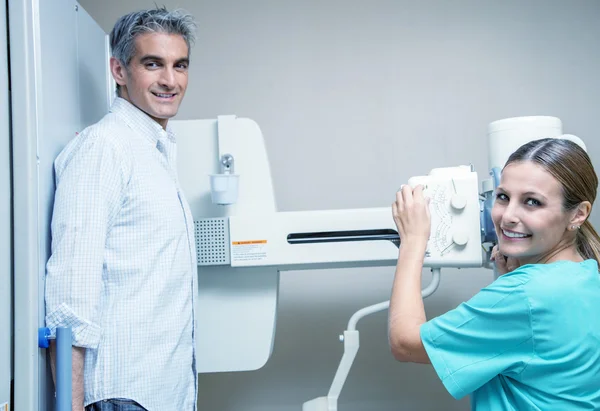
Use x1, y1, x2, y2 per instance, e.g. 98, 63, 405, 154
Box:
505, 138, 600, 264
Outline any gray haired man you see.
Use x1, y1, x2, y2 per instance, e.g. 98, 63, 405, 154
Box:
45, 7, 199, 411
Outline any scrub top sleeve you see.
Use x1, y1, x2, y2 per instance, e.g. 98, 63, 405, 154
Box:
420, 276, 535, 399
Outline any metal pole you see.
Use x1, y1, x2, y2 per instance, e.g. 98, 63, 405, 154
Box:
56, 327, 72, 411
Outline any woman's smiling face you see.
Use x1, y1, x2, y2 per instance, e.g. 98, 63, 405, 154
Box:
492, 161, 574, 265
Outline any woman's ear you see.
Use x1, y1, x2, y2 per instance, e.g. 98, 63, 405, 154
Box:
570, 201, 592, 228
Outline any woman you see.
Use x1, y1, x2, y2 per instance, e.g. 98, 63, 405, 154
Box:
388, 138, 600, 410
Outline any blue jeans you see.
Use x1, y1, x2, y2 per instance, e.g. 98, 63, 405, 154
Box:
85, 399, 147, 411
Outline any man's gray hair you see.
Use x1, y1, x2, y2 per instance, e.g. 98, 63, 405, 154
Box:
110, 6, 197, 66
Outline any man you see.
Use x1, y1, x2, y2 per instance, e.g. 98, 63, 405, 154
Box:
45, 8, 198, 411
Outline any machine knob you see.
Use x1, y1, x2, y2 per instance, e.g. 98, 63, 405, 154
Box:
451, 195, 467, 210
452, 232, 469, 246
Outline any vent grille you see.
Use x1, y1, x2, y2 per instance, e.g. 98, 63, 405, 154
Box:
195, 218, 230, 265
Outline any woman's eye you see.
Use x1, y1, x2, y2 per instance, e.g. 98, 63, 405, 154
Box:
525, 198, 542, 207
496, 193, 508, 201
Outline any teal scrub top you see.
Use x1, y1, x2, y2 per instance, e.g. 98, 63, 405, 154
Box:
420, 260, 600, 411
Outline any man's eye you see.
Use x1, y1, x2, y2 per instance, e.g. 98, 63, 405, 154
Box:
146, 62, 160, 69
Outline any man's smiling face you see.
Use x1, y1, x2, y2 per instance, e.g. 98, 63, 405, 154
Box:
111, 32, 189, 128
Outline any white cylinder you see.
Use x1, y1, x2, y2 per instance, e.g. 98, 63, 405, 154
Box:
488, 116, 563, 171
209, 173, 240, 205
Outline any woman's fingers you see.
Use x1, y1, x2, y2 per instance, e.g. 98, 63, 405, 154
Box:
401, 184, 413, 206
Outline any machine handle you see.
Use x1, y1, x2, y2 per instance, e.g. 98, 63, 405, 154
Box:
39, 327, 72, 411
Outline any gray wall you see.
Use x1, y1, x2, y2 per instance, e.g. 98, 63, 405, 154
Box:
77, 1, 600, 410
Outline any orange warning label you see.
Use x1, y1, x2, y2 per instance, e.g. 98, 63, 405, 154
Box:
232, 240, 267, 245
231, 240, 268, 262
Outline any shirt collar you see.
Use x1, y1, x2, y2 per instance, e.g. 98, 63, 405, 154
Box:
110, 97, 176, 145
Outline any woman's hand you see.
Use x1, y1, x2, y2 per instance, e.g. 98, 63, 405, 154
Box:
392, 184, 431, 248
490, 245, 521, 275
388, 184, 432, 365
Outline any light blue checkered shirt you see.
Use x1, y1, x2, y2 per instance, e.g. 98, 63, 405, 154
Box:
45, 97, 198, 410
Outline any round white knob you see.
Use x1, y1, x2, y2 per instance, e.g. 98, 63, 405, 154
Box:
451, 195, 467, 210
453, 232, 469, 246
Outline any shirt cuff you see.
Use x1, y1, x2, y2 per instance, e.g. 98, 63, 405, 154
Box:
420, 321, 466, 400
45, 303, 102, 349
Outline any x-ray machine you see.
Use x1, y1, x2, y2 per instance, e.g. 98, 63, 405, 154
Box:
2, 1, 586, 410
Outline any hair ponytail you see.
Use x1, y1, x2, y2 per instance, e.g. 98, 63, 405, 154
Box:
577, 221, 600, 266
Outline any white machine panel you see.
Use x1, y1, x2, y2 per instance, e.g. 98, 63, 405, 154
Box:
227, 166, 482, 270
173, 117, 280, 373
0, 2, 12, 408
10, 1, 111, 409
229, 208, 397, 269
409, 165, 483, 267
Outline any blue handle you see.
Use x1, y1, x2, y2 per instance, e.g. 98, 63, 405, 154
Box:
39, 327, 72, 411
38, 327, 51, 348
